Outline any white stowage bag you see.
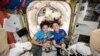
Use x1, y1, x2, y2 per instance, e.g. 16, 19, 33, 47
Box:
9, 42, 32, 56
45, 7, 53, 17
76, 42, 92, 56
67, 42, 92, 56
51, 11, 61, 19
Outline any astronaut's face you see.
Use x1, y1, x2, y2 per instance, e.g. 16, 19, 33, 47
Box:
42, 25, 49, 33
52, 23, 60, 32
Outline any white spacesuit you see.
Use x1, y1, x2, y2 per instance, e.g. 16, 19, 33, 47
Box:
9, 42, 32, 56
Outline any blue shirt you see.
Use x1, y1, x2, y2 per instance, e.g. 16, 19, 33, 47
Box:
52, 29, 67, 44
34, 31, 52, 42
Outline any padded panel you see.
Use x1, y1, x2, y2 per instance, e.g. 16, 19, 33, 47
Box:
16, 27, 29, 37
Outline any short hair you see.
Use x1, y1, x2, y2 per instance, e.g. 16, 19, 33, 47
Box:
50, 19, 61, 28
40, 20, 50, 29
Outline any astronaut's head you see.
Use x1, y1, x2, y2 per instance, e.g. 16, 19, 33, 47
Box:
51, 19, 61, 32
40, 20, 50, 34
